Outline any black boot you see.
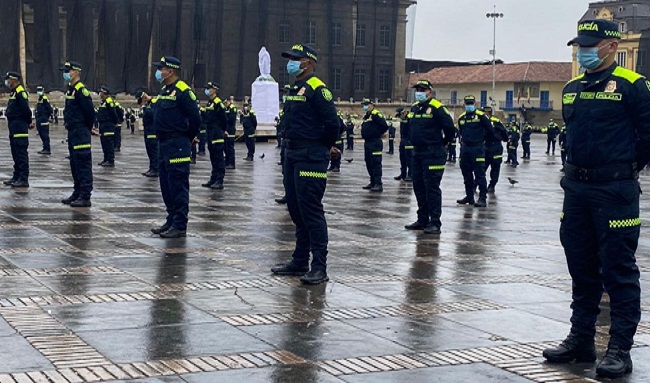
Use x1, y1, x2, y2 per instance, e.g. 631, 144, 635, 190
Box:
271, 262, 309, 276
70, 199, 91, 207
487, 184, 495, 193
151, 224, 171, 235
362, 183, 373, 190
596, 346, 633, 378
423, 224, 441, 235
300, 270, 329, 285
160, 227, 187, 238
405, 221, 427, 230
275, 196, 287, 204
456, 196, 475, 205
542, 333, 596, 364
61, 194, 79, 205
474, 198, 487, 208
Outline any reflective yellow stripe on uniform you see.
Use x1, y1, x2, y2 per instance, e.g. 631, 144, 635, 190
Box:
248, 134, 256, 138
103, 132, 115, 136
609, 218, 641, 229
146, 135, 157, 139
404, 146, 414, 150
200, 130, 207, 133
211, 139, 224, 144
428, 165, 445, 171
372, 151, 382, 155
335, 140, 343, 145
476, 158, 485, 162
73, 144, 91, 150
493, 155, 503, 159
299, 170, 328, 179
13, 134, 28, 138
40, 122, 50, 126
169, 157, 191, 164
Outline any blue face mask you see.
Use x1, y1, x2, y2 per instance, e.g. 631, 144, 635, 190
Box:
37, 91, 44, 96
204, 89, 211, 97
4, 80, 10, 88
415, 91, 427, 102
155, 69, 164, 83
576, 46, 605, 70
465, 105, 476, 113
287, 60, 304, 77
63, 72, 72, 82
363, 105, 369, 112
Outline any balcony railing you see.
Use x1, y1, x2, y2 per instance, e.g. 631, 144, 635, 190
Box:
499, 100, 554, 111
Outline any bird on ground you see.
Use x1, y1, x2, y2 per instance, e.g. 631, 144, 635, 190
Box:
507, 177, 519, 186
344, 158, 353, 163
259, 153, 265, 159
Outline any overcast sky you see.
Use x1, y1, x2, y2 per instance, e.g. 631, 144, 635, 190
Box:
409, 0, 593, 63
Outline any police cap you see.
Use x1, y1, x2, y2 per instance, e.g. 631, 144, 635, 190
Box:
99, 85, 110, 94
134, 90, 146, 104
4, 71, 21, 80
567, 19, 621, 47
152, 56, 181, 69
281, 44, 319, 62
36, 85, 44, 91
60, 61, 82, 72
412, 80, 433, 90
464, 95, 476, 104
483, 106, 493, 113
206, 81, 220, 90
361, 98, 374, 105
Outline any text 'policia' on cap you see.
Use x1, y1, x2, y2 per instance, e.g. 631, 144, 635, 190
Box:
567, 19, 622, 47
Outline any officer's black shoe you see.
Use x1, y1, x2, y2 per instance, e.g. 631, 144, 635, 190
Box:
394, 175, 403, 180
487, 185, 495, 193
300, 270, 329, 285
226, 165, 236, 169
327, 167, 334, 171
101, 162, 115, 167
115, 148, 121, 152
190, 158, 197, 164
275, 196, 287, 204
362, 184, 373, 190
404, 176, 413, 182
542, 333, 596, 364
147, 171, 159, 177
198, 151, 206, 156
332, 168, 340, 173
405, 221, 427, 230
456, 197, 475, 205
474, 198, 487, 208
545, 151, 549, 154
424, 224, 441, 235
596, 346, 633, 378
560, 167, 565, 172
3, 179, 16, 186
37, 150, 51, 155
70, 199, 91, 207
98, 161, 106, 166
271, 262, 309, 276
160, 227, 187, 238
201, 182, 213, 188
210, 183, 224, 190
277, 161, 282, 165
243, 156, 253, 161
61, 195, 78, 205
65, 155, 70, 159
370, 185, 383, 192
151, 224, 171, 235
11, 180, 29, 188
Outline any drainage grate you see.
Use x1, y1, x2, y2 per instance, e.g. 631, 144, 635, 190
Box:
0, 266, 122, 277
0, 247, 75, 254
334, 273, 571, 286
0, 291, 176, 308
490, 359, 598, 382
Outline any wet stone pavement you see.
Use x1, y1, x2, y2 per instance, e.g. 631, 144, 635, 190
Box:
0, 124, 648, 383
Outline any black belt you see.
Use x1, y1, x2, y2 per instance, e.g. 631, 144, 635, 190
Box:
564, 163, 638, 182
285, 139, 324, 149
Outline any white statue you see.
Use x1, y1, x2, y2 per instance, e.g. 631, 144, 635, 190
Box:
252, 46, 279, 126
258, 47, 273, 81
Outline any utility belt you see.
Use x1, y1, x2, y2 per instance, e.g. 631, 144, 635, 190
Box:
564, 162, 638, 182
285, 138, 324, 150
413, 143, 444, 152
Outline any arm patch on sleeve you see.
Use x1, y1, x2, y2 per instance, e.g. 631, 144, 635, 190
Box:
322, 88, 333, 102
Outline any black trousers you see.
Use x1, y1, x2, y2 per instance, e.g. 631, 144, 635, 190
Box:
208, 138, 225, 185
67, 126, 93, 200
225, 137, 236, 167
36, 118, 51, 151
144, 133, 159, 172
198, 130, 207, 153
245, 134, 256, 158
329, 141, 344, 170
460, 145, 487, 200
507, 145, 519, 165
399, 141, 413, 179
283, 146, 330, 272
485, 143, 503, 188
387, 137, 395, 154
522, 141, 531, 158
546, 137, 556, 153
346, 135, 354, 150
412, 147, 446, 227
114, 125, 122, 150
560, 176, 641, 350
99, 122, 115, 163
159, 137, 192, 230
447, 143, 457, 161
364, 138, 383, 186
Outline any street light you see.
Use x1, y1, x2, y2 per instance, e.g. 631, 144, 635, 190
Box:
487, 6, 504, 107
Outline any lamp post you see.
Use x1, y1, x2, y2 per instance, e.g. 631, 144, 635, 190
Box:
487, 6, 504, 107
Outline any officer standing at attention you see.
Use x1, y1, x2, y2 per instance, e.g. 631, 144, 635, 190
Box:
507, 123, 520, 168
3, 72, 31, 188
197, 102, 207, 156
241, 104, 257, 161
35, 86, 53, 155
345, 118, 355, 150
224, 99, 238, 169
545, 118, 560, 155
53, 106, 59, 124
360, 98, 388, 192
542, 20, 650, 379
96, 85, 118, 167
114, 99, 124, 152
394, 107, 413, 182
328, 112, 345, 173
271, 44, 339, 284
201, 81, 228, 190
482, 106, 508, 193
559, 125, 567, 172
149, 56, 201, 238
404, 80, 455, 234
135, 90, 158, 177
386, 118, 396, 155
60, 61, 95, 207
456, 95, 494, 207
521, 123, 533, 159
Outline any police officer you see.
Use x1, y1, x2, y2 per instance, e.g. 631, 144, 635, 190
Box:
507, 123, 520, 168
345, 118, 355, 150
542, 20, 649, 379
360, 98, 388, 192
35, 86, 53, 155
545, 118, 560, 155
129, 109, 136, 134
277, 85, 291, 167
483, 106, 508, 193
386, 118, 396, 154
241, 104, 257, 161
559, 125, 567, 171
135, 90, 158, 177
60, 61, 95, 207
521, 123, 533, 159
271, 44, 339, 284
53, 106, 59, 124
149, 56, 201, 238
328, 112, 345, 172
404, 80, 455, 234
447, 127, 458, 163
97, 85, 118, 167
3, 72, 31, 188
197, 101, 207, 156
224, 99, 238, 169
456, 95, 494, 208
114, 99, 124, 152
394, 107, 413, 181
201, 81, 227, 190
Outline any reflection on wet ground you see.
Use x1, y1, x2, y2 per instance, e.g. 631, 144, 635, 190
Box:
0, 127, 648, 382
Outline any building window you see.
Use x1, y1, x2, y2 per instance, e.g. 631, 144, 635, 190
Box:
278, 64, 290, 87
331, 23, 342, 46
378, 69, 390, 92
279, 21, 290, 43
332, 68, 342, 91
450, 90, 458, 105
638, 50, 646, 68
619, 22, 627, 33
354, 69, 366, 91
306, 21, 316, 45
514, 82, 540, 99
356, 24, 366, 47
617, 51, 627, 67
379, 25, 391, 49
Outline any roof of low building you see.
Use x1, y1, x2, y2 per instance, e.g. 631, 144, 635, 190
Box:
410, 62, 573, 85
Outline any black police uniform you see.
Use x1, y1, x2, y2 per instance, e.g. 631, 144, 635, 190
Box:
546, 121, 560, 154
507, 125, 520, 167
241, 107, 257, 160
387, 121, 396, 154
345, 120, 355, 150
329, 114, 345, 172
114, 102, 124, 151
521, 124, 532, 159
97, 94, 118, 166
197, 105, 207, 155
154, 76, 201, 232
447, 127, 458, 162
141, 98, 158, 176
458, 109, 494, 204
558, 126, 567, 168
53, 107, 59, 124
361, 107, 389, 189
5, 78, 31, 186
408, 98, 455, 230
484, 114, 509, 191
225, 102, 238, 168
35, 90, 53, 153
203, 94, 228, 188
396, 111, 413, 180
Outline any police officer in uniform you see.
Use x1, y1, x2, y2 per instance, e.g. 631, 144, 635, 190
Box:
394, 107, 413, 181
201, 81, 227, 190
559, 125, 567, 171
241, 104, 257, 161
404, 80, 455, 234
224, 99, 238, 169
545, 118, 560, 155
35, 86, 53, 155
60, 61, 95, 207
507, 123, 520, 168
3, 72, 31, 188
386, 118, 396, 154
542, 20, 650, 379
328, 112, 345, 173
149, 56, 201, 238
456, 95, 494, 208
521, 123, 532, 159
360, 98, 388, 192
271, 44, 339, 284
97, 85, 118, 167
483, 106, 508, 193
135, 90, 158, 177
345, 118, 355, 150
114, 100, 124, 152
447, 127, 458, 163
197, 102, 207, 156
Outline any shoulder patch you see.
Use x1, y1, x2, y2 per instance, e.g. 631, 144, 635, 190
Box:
176, 81, 190, 92
429, 99, 443, 109
151, 97, 158, 104
21, 92, 28, 100
612, 66, 644, 84
322, 88, 333, 102
74, 82, 85, 91
188, 90, 197, 101
306, 77, 326, 90
82, 88, 90, 97
476, 110, 485, 116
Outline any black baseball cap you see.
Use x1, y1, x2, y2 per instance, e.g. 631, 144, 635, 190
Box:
4, 71, 20, 80
99, 85, 110, 94
483, 106, 493, 113
361, 98, 374, 105
206, 81, 220, 90
567, 19, 622, 47
134, 90, 147, 103
281, 44, 319, 62
412, 80, 433, 90
464, 95, 476, 104
152, 56, 181, 69
60, 61, 82, 72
